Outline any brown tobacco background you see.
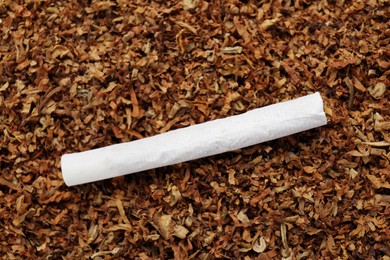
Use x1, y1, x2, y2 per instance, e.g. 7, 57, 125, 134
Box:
0, 0, 389, 259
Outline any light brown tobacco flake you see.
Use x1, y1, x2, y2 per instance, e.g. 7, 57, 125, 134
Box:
51, 45, 74, 60
0, 177, 21, 191
222, 46, 243, 54
237, 209, 250, 223
259, 17, 280, 30
183, 0, 198, 10
227, 169, 236, 185
368, 82, 386, 99
366, 174, 390, 189
163, 185, 182, 206
173, 225, 189, 239
177, 21, 198, 35
151, 214, 173, 240
90, 1, 116, 12
362, 141, 389, 146
352, 76, 366, 92
130, 87, 140, 119
115, 199, 131, 225
253, 237, 267, 253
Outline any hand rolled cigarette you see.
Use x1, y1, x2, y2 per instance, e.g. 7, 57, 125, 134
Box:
61, 92, 327, 186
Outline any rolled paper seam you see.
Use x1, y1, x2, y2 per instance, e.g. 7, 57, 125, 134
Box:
61, 92, 327, 186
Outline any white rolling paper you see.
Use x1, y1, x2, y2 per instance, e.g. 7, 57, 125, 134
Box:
61, 92, 327, 186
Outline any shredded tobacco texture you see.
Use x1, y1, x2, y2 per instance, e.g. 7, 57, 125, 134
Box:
0, 0, 389, 259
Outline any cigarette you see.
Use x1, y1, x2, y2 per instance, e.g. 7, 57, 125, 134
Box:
61, 92, 327, 186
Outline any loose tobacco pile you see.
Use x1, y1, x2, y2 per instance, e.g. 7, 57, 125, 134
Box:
0, 0, 389, 259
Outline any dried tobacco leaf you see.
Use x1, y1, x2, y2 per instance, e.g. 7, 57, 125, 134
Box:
1, 0, 389, 258
253, 237, 267, 253
368, 82, 387, 99
222, 46, 243, 54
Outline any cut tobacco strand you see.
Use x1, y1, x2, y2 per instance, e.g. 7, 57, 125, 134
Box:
1, 1, 388, 258
222, 46, 243, 54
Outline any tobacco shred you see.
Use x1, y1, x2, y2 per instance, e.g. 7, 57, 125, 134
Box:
0, 0, 389, 259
